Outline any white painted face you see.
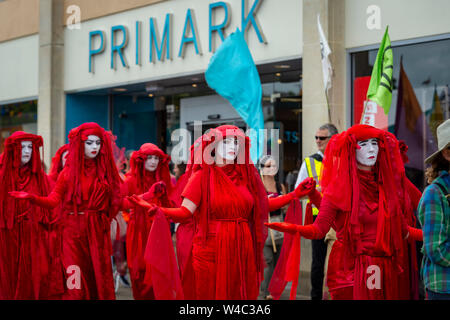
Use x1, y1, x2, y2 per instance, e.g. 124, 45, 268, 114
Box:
356, 138, 379, 167
21, 141, 33, 165
216, 137, 239, 162
84, 135, 101, 159
145, 155, 159, 172
61, 150, 69, 167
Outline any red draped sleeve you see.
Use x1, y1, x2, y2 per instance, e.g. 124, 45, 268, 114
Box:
32, 171, 67, 209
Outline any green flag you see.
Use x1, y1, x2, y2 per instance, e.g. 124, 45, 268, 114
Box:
367, 26, 393, 115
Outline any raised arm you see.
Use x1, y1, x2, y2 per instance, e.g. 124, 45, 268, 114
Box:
268, 177, 316, 212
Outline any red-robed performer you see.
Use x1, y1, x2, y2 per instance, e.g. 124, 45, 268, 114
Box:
48, 144, 69, 184
120, 143, 175, 299
267, 124, 423, 300
0, 132, 63, 299
129, 125, 315, 300
9, 122, 123, 300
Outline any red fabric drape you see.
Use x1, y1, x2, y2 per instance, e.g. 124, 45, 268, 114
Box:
268, 199, 303, 300
0, 132, 63, 299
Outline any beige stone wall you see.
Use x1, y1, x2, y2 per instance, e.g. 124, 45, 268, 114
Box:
0, 0, 40, 43
0, 0, 166, 43
63, 0, 165, 24
300, 0, 346, 299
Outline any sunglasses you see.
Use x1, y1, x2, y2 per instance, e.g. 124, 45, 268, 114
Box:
315, 136, 331, 141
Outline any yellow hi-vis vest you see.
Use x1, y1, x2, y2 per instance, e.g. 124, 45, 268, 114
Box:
305, 156, 323, 216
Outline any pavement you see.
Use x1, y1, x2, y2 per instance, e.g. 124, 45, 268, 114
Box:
115, 272, 310, 300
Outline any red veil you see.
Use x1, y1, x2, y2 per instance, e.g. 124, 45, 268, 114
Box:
64, 122, 122, 218
188, 125, 269, 289
0, 132, 49, 229
48, 144, 69, 183
320, 124, 408, 271
0, 131, 59, 299
125, 143, 181, 299
127, 143, 173, 197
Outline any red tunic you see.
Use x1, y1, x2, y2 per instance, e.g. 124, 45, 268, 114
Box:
122, 171, 157, 300
312, 169, 409, 300
32, 160, 116, 300
182, 165, 259, 299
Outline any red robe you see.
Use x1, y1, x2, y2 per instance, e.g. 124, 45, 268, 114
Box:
182, 165, 260, 299
312, 169, 410, 300
0, 166, 63, 299
32, 160, 117, 300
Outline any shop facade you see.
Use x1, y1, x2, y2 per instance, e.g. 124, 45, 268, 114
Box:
0, 0, 449, 298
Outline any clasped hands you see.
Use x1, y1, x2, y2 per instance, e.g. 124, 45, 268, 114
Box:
293, 177, 316, 199
127, 194, 158, 216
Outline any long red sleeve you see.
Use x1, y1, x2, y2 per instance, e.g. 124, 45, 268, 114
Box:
407, 226, 423, 242
31, 173, 67, 209
296, 224, 323, 239
160, 206, 192, 223
268, 193, 296, 212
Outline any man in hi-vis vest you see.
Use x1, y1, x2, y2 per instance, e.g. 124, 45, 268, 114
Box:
294, 123, 338, 300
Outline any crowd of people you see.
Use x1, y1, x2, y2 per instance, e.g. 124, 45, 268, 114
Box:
0, 119, 448, 300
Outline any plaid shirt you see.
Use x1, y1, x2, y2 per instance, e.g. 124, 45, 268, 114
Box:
417, 170, 450, 294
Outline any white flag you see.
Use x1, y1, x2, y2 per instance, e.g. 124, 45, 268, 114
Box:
317, 14, 332, 93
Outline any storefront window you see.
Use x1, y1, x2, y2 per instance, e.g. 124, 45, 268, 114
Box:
0, 100, 38, 153
351, 38, 450, 190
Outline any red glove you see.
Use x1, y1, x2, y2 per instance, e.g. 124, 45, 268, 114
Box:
8, 191, 36, 201
407, 226, 423, 242
265, 222, 322, 239
293, 177, 316, 199
268, 193, 296, 212
160, 206, 192, 223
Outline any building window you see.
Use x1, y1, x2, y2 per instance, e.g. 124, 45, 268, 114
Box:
0, 100, 38, 153
351, 37, 450, 190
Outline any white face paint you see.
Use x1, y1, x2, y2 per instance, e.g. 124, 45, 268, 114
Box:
21, 141, 33, 165
356, 138, 379, 167
84, 135, 101, 159
145, 155, 159, 172
216, 137, 239, 162
61, 150, 69, 167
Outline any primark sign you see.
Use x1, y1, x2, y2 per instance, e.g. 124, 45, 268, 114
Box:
88, 0, 267, 73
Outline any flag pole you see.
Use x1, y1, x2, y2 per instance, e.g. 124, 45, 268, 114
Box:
325, 88, 331, 123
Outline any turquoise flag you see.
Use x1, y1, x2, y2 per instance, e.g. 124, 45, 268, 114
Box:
205, 28, 264, 164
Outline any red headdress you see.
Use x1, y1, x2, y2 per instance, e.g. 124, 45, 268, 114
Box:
187, 125, 269, 282
64, 122, 122, 214
127, 143, 173, 196
48, 144, 69, 182
320, 124, 408, 267
0, 131, 48, 228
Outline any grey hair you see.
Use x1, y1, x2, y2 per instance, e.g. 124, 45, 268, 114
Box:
319, 123, 339, 136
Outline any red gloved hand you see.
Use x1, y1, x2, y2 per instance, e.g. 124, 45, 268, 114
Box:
160, 206, 192, 223
294, 177, 316, 199
265, 222, 322, 239
265, 222, 300, 235
149, 181, 167, 198
127, 194, 158, 215
8, 191, 35, 201
407, 226, 423, 242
